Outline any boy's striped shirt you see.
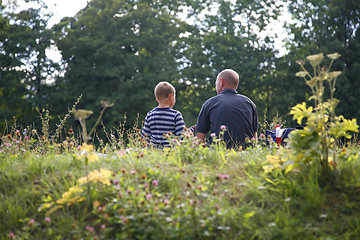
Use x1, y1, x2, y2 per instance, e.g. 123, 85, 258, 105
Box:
141, 107, 185, 147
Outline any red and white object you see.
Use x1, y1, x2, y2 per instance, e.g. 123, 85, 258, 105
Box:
275, 125, 281, 145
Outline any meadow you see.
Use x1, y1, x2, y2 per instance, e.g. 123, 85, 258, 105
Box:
1, 125, 360, 240
1, 53, 360, 239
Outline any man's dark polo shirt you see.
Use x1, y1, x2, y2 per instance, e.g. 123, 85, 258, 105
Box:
196, 88, 258, 149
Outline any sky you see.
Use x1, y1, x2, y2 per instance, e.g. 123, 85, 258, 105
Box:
42, 0, 89, 26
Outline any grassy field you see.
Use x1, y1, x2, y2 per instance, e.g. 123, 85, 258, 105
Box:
1, 130, 360, 240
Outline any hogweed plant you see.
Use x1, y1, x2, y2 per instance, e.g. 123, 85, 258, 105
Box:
73, 100, 114, 144
288, 53, 358, 175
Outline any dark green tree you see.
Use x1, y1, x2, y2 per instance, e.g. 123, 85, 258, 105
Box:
277, 0, 360, 123
0, 1, 55, 130
52, 0, 192, 135
175, 0, 282, 124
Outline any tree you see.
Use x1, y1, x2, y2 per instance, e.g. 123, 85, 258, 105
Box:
278, 0, 360, 123
175, 0, 281, 124
0, 1, 55, 130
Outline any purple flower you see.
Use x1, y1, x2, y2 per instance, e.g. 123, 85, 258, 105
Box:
146, 194, 152, 201
130, 170, 136, 175
220, 125, 227, 130
163, 199, 169, 205
86, 225, 95, 232
9, 232, 15, 239
45, 217, 51, 223
144, 182, 149, 189
152, 180, 159, 187
259, 133, 265, 139
113, 179, 119, 185
210, 133, 216, 138
28, 218, 35, 226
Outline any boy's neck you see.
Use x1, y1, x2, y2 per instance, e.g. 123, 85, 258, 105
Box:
157, 102, 171, 108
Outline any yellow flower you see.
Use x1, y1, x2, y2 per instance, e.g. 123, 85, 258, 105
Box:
80, 143, 93, 153
56, 186, 85, 206
78, 169, 114, 185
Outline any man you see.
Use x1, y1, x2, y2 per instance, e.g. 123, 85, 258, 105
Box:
195, 69, 258, 149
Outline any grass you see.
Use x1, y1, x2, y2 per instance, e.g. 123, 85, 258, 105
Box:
1, 132, 360, 239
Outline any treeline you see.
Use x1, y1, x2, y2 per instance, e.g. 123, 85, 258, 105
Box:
1, 0, 359, 139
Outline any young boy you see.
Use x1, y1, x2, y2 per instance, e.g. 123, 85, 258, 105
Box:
141, 81, 187, 148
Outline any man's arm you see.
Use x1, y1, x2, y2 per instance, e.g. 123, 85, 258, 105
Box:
196, 132, 206, 143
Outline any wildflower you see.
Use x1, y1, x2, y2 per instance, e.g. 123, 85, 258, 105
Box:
152, 180, 159, 187
93, 200, 101, 210
210, 133, 216, 138
101, 224, 106, 230
319, 214, 327, 219
45, 217, 51, 223
130, 170, 136, 175
68, 128, 73, 134
306, 53, 324, 67
28, 218, 35, 226
163, 199, 169, 205
23, 129, 27, 135
220, 125, 227, 130
15, 130, 20, 136
113, 179, 119, 185
73, 109, 93, 120
9, 232, 15, 239
56, 186, 85, 205
117, 149, 127, 157
216, 174, 229, 180
86, 225, 95, 232
327, 52, 341, 60
146, 194, 152, 201
7, 134, 12, 139
144, 182, 149, 189
259, 133, 265, 140
295, 71, 309, 78
284, 197, 291, 202
78, 169, 114, 185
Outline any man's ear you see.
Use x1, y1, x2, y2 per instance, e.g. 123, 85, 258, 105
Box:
218, 78, 224, 88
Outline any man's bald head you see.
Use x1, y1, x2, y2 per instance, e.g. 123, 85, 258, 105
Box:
217, 69, 239, 90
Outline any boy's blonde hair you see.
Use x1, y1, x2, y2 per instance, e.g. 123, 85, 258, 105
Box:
154, 82, 175, 100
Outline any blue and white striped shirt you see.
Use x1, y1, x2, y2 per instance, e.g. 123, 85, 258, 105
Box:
141, 107, 185, 147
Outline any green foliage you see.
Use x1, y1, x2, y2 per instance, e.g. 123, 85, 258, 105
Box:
282, 0, 360, 122
288, 53, 358, 174
2, 125, 360, 239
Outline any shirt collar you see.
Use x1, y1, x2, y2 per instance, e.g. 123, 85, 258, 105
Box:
220, 88, 238, 94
